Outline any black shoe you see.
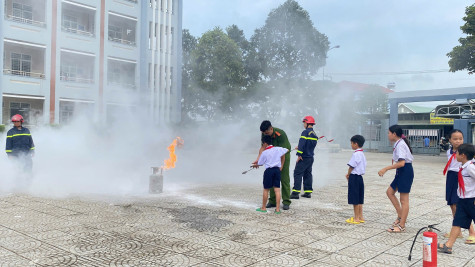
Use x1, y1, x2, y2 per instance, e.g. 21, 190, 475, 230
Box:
282, 204, 290, 210
266, 203, 276, 208
301, 193, 311, 198
290, 193, 300, 199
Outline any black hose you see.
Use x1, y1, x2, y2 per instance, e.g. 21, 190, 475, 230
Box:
408, 227, 426, 261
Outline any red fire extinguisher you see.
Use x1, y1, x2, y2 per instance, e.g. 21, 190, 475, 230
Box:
408, 224, 440, 266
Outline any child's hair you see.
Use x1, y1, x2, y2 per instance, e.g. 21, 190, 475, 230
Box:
350, 135, 365, 148
389, 124, 413, 154
262, 135, 273, 146
260, 120, 272, 132
458, 144, 475, 160
449, 129, 463, 139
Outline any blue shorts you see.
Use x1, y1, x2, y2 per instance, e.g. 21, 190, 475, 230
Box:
446, 171, 460, 205
452, 198, 475, 229
390, 163, 414, 193
263, 167, 281, 189
348, 174, 364, 205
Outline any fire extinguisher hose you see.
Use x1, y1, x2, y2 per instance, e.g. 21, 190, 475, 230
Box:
408, 224, 441, 261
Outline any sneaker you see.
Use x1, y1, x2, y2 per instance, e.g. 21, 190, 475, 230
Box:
266, 203, 276, 208
290, 193, 300, 199
282, 204, 290, 210
301, 193, 311, 198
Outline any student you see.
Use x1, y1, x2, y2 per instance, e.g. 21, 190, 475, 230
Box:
291, 116, 318, 199
378, 125, 414, 233
5, 114, 35, 173
253, 120, 292, 210
443, 129, 475, 242
253, 135, 288, 214
438, 144, 475, 254
345, 135, 367, 224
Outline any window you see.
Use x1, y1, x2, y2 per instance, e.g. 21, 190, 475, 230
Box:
108, 25, 122, 40
59, 101, 74, 124
10, 102, 30, 122
11, 53, 31, 76
12, 2, 33, 22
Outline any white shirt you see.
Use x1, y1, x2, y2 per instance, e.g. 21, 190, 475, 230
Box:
347, 149, 366, 175
458, 161, 475, 199
258, 146, 289, 169
393, 139, 414, 164
446, 149, 461, 172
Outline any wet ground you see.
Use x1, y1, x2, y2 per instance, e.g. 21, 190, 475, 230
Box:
0, 151, 474, 266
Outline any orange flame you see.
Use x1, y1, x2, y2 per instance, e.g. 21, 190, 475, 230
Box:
161, 137, 184, 170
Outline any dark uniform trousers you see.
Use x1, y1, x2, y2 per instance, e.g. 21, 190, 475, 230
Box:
293, 157, 314, 193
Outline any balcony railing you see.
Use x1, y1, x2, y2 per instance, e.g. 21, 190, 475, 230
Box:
62, 26, 94, 37
5, 14, 46, 28
60, 75, 94, 84
108, 81, 136, 89
108, 36, 136, 46
3, 69, 45, 79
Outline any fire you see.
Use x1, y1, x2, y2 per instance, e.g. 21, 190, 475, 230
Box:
161, 137, 184, 170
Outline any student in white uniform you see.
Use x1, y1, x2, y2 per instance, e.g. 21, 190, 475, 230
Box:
438, 144, 475, 254
345, 135, 367, 224
378, 125, 414, 233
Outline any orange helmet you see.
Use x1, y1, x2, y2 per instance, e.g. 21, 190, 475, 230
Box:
302, 115, 315, 124
11, 114, 24, 122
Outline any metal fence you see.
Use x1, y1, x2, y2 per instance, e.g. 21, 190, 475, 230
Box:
378, 125, 441, 155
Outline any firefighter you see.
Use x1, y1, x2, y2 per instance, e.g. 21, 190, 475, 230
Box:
253, 120, 292, 210
291, 116, 318, 199
5, 114, 35, 172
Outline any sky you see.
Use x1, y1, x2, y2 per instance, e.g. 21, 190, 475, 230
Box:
183, 0, 475, 93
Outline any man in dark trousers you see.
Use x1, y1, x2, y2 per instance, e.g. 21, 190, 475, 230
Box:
6, 114, 35, 173
291, 116, 318, 199
253, 120, 292, 210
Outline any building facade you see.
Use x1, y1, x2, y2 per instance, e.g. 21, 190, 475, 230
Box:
1, 0, 182, 126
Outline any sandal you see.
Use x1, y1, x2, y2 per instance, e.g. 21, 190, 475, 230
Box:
256, 208, 267, 213
388, 223, 405, 233
437, 243, 452, 254
345, 217, 354, 223
392, 217, 401, 227
465, 236, 475, 244
274, 210, 281, 214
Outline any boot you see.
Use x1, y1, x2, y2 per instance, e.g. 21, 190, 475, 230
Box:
290, 192, 300, 199
301, 192, 311, 198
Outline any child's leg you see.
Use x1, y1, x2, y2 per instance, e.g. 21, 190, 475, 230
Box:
469, 223, 475, 237
274, 187, 281, 212
352, 205, 358, 221
399, 193, 409, 227
386, 186, 402, 220
262, 189, 269, 210
358, 205, 364, 221
445, 226, 461, 248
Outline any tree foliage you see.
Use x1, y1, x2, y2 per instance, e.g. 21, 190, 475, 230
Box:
447, 4, 475, 74
251, 0, 329, 80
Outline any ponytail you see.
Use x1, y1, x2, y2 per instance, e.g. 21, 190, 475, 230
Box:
402, 136, 413, 154
389, 124, 413, 154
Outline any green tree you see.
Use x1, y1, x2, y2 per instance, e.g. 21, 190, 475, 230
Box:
447, 4, 475, 74
181, 29, 198, 121
251, 0, 329, 80
191, 27, 247, 119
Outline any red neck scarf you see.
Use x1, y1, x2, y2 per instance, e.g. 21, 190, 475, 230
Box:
443, 152, 456, 175
354, 149, 363, 153
265, 145, 274, 150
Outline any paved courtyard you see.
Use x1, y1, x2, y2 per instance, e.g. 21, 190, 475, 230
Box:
0, 150, 474, 266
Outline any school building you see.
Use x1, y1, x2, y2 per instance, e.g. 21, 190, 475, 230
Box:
0, 0, 183, 126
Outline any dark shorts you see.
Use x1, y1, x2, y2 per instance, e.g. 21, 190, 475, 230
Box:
348, 174, 364, 205
446, 171, 460, 205
263, 167, 281, 189
390, 163, 414, 193
452, 198, 475, 229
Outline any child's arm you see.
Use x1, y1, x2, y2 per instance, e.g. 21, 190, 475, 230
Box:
346, 166, 354, 180
280, 154, 285, 171
253, 143, 267, 165
378, 160, 405, 177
